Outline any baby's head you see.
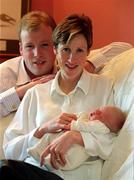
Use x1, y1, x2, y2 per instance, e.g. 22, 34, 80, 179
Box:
89, 106, 126, 133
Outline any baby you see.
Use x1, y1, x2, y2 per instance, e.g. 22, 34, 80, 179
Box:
27, 106, 126, 171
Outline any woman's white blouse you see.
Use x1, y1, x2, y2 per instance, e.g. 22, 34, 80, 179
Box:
3, 70, 114, 180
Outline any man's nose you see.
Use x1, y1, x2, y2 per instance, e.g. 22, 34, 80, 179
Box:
33, 47, 40, 57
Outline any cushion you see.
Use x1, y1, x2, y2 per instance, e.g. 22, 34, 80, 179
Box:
0, 112, 15, 159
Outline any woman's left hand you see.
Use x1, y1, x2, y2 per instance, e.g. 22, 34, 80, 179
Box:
40, 131, 84, 169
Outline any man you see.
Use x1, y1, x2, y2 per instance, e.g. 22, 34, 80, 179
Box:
0, 11, 57, 118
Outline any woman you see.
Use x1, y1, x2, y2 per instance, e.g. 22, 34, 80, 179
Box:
1, 14, 114, 180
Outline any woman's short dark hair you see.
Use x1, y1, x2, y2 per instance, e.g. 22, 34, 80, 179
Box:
52, 14, 93, 50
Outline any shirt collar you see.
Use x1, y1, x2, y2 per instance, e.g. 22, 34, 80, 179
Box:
50, 69, 90, 96
16, 58, 31, 86
77, 70, 90, 95
16, 58, 57, 86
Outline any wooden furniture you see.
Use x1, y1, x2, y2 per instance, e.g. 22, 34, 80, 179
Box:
0, 53, 19, 63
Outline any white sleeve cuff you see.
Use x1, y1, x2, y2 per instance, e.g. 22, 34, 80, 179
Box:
27, 128, 40, 147
0, 87, 20, 115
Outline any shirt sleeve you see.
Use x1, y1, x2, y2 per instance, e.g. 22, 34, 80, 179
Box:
87, 42, 133, 70
81, 131, 116, 160
3, 127, 39, 160
71, 112, 110, 134
3, 89, 38, 160
0, 87, 20, 118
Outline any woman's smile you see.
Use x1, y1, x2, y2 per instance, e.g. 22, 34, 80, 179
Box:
65, 62, 78, 70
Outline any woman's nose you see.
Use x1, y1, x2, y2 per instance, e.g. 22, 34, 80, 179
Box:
68, 53, 77, 62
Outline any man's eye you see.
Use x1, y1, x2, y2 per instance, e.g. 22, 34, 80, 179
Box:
26, 45, 33, 49
42, 43, 49, 47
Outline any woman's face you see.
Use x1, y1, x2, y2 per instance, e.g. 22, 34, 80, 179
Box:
56, 34, 89, 81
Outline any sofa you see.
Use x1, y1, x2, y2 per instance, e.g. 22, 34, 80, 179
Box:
0, 112, 15, 159
0, 48, 134, 179
101, 48, 134, 179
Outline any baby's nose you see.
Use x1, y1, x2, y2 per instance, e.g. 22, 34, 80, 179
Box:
90, 112, 95, 116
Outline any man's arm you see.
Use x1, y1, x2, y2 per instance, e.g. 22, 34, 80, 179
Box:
0, 74, 55, 118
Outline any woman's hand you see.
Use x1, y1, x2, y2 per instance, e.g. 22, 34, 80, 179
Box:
40, 131, 84, 169
34, 113, 77, 138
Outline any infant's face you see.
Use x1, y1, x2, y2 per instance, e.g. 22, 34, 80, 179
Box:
89, 107, 109, 122
89, 106, 119, 132
89, 109, 102, 120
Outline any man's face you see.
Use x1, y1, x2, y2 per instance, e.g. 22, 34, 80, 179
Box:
19, 25, 55, 78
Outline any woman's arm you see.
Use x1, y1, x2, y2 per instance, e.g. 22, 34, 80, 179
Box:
3, 91, 77, 161
3, 90, 35, 160
34, 113, 77, 138
40, 130, 84, 169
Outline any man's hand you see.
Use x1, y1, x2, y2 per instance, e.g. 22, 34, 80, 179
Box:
16, 74, 55, 99
84, 60, 95, 73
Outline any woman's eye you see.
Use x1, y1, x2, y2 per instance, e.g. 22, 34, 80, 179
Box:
77, 48, 84, 52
